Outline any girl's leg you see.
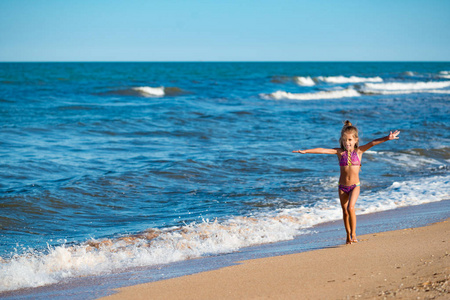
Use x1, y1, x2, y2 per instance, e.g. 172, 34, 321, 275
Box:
338, 190, 352, 244
347, 186, 360, 243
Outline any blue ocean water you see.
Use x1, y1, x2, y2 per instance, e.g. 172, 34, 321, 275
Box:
1, 62, 449, 292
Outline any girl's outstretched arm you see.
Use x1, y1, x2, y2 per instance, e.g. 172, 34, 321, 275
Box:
292, 148, 339, 154
359, 130, 400, 152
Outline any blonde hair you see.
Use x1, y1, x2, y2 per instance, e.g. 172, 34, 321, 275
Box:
339, 120, 359, 150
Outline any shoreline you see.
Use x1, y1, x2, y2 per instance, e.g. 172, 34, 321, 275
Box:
1, 200, 449, 299
101, 219, 449, 300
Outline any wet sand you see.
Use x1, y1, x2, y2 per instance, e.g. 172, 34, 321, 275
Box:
101, 219, 449, 299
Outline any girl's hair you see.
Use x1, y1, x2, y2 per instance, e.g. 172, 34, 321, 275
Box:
339, 120, 359, 150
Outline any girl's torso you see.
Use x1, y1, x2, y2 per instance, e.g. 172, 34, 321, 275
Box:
337, 149, 362, 185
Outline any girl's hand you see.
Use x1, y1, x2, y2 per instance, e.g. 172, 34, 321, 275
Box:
292, 150, 306, 153
388, 130, 400, 140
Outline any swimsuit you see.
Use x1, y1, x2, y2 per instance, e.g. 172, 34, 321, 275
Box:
339, 150, 361, 167
338, 150, 361, 194
339, 182, 360, 194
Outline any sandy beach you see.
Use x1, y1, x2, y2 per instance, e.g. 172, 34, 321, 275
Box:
101, 219, 449, 300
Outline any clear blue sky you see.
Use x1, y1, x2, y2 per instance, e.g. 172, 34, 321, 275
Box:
1, 0, 449, 61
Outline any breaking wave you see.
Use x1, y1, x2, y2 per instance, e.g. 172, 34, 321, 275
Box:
103, 86, 185, 98
315, 75, 383, 84
132, 86, 165, 97
1, 175, 448, 292
262, 88, 360, 101
363, 81, 450, 91
264, 79, 450, 100
294, 76, 315, 86
439, 71, 450, 79
361, 81, 450, 95
293, 75, 383, 86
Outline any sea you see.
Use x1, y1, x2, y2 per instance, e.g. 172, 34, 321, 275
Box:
1, 62, 449, 297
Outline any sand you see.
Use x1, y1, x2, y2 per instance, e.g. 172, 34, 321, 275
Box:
101, 219, 449, 300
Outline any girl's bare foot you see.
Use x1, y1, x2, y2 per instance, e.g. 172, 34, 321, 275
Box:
346, 236, 352, 244
351, 235, 358, 243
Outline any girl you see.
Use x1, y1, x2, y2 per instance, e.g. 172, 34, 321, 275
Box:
293, 121, 400, 244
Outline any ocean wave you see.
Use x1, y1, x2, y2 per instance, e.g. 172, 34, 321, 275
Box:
132, 86, 165, 97
363, 81, 450, 91
315, 75, 383, 84
103, 86, 185, 98
439, 71, 450, 79
262, 88, 360, 101
364, 150, 444, 169
361, 81, 450, 95
2, 174, 448, 292
361, 89, 450, 95
293, 75, 383, 86
274, 75, 386, 88
270, 76, 292, 83
356, 175, 449, 214
401, 71, 416, 76
294, 76, 315, 86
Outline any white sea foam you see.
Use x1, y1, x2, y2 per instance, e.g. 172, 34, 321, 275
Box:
357, 176, 449, 214
1, 174, 448, 292
436, 71, 450, 79
132, 86, 165, 97
364, 89, 450, 95
361, 80, 450, 95
294, 76, 315, 86
363, 81, 450, 91
364, 151, 443, 169
262, 88, 360, 101
316, 76, 383, 84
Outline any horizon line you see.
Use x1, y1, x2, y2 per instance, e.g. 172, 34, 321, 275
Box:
1, 60, 450, 63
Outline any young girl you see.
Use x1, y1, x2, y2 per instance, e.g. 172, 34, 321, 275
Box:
293, 121, 400, 244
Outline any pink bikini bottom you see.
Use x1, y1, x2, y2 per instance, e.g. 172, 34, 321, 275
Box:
338, 182, 360, 194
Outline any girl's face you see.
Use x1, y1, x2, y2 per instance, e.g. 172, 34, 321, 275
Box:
342, 133, 358, 150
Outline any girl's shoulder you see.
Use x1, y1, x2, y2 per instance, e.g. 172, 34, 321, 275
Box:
355, 148, 364, 160
335, 148, 345, 157
356, 148, 365, 155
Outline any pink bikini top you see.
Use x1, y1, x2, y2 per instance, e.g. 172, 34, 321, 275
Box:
339, 150, 361, 167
